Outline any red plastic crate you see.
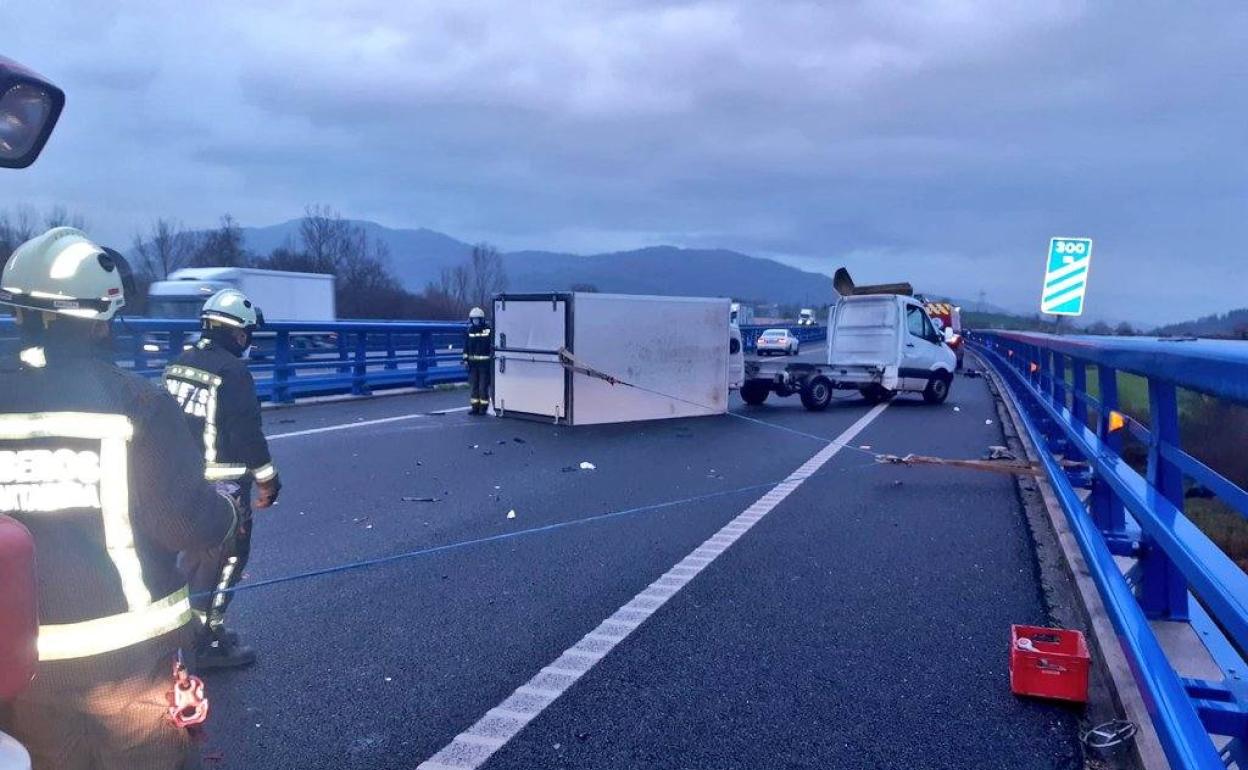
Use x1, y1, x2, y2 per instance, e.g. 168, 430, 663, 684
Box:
1009, 624, 1090, 703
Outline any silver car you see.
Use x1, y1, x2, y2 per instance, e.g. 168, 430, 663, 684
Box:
755, 328, 799, 356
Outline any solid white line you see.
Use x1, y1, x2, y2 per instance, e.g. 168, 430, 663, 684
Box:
414, 401, 890, 770
266, 405, 474, 440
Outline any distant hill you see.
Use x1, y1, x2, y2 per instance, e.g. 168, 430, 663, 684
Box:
1153, 308, 1248, 338
237, 220, 837, 306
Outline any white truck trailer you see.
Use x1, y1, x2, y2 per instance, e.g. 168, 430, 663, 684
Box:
491, 292, 736, 425
146, 267, 336, 321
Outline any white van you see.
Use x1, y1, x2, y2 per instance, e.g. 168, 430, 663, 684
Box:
826, 294, 956, 404
741, 293, 955, 410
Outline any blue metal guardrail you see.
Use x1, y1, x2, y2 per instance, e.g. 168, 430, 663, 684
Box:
0, 317, 469, 404
739, 324, 826, 352
971, 331, 1248, 770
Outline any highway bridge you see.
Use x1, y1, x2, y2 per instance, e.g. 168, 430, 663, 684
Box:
3, 318, 1245, 769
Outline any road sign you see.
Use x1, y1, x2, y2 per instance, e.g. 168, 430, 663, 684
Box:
1041, 237, 1093, 316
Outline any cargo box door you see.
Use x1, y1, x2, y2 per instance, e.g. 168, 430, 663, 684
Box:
493, 297, 569, 420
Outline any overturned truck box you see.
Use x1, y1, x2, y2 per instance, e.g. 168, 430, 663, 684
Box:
492, 292, 731, 425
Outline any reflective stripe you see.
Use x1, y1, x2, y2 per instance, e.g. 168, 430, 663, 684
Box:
37, 587, 191, 661
0, 412, 133, 441
205, 463, 247, 480
252, 463, 277, 482
468, 331, 492, 338
467, 355, 492, 362
100, 433, 150, 608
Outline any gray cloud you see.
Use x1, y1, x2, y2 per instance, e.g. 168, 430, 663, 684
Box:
3, 0, 1245, 322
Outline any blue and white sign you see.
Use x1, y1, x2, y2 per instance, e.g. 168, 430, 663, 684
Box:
1041, 237, 1093, 316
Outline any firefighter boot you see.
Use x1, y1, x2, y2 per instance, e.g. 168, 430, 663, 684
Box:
196, 629, 256, 670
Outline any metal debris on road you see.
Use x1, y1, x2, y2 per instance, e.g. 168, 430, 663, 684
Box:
401, 496, 441, 503
513, 437, 527, 444
984, 446, 1017, 461
876, 453, 1047, 477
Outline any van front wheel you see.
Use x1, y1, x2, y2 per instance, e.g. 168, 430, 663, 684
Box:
923, 373, 952, 405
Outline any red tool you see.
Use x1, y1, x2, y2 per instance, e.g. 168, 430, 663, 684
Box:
1009, 624, 1090, 703
167, 651, 210, 728
0, 515, 37, 699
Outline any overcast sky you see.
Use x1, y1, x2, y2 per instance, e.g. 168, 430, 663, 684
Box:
3, 1, 1245, 322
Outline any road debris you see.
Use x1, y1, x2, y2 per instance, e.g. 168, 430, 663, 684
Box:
985, 419, 994, 425
984, 446, 1017, 461
401, 496, 441, 503
953, 406, 961, 412
579, 461, 596, 470
506, 509, 517, 519
513, 437, 527, 444
876, 453, 1046, 477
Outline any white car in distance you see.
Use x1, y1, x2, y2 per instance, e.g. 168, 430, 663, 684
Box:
755, 328, 800, 356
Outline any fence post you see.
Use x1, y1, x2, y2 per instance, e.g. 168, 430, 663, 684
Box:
1070, 358, 1088, 428
1139, 378, 1189, 620
352, 331, 370, 396
385, 331, 397, 371
1051, 352, 1067, 409
337, 332, 349, 374
415, 331, 431, 389
273, 330, 292, 404
1092, 365, 1127, 535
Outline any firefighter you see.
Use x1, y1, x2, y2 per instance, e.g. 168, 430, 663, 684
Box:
0, 227, 237, 770
163, 289, 280, 669
463, 307, 493, 414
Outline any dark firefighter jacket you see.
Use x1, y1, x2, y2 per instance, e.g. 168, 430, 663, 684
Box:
164, 338, 277, 483
464, 322, 493, 364
0, 337, 236, 691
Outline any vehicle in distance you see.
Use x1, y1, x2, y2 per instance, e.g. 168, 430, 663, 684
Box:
741, 293, 955, 410
924, 301, 964, 370
144, 267, 337, 359
797, 308, 816, 326
755, 328, 799, 356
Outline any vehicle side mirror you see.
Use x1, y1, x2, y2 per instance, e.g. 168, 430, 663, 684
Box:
0, 57, 65, 169
943, 327, 956, 343
930, 317, 945, 333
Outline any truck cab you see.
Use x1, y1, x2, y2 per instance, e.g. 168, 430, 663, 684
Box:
797, 308, 816, 326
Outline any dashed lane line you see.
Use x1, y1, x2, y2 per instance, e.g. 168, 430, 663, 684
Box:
414, 401, 890, 770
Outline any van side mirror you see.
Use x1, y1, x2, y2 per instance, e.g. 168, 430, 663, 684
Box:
943, 327, 956, 343
0, 57, 65, 169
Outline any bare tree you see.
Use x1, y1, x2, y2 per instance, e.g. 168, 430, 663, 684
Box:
2, 205, 89, 270
43, 205, 87, 231
468, 243, 507, 310
191, 214, 251, 267
133, 219, 199, 279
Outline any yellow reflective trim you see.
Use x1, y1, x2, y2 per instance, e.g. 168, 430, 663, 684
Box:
100, 434, 150, 609
37, 587, 191, 661
205, 463, 247, 480
0, 412, 133, 441
252, 463, 277, 482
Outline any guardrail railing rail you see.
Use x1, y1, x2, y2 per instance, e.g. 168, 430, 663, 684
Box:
971, 330, 1248, 770
0, 317, 470, 404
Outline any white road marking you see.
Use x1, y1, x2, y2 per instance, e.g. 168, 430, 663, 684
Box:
415, 402, 890, 770
266, 406, 474, 440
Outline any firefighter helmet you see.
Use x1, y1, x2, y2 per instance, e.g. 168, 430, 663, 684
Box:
0, 227, 132, 320
468, 307, 485, 320
201, 289, 264, 330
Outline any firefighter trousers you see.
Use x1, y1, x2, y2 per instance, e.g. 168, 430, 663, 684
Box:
0, 648, 200, 770
468, 362, 491, 413
182, 480, 253, 637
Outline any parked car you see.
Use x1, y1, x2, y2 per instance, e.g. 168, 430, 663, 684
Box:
755, 328, 799, 356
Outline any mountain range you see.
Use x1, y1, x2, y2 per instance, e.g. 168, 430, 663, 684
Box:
239, 219, 836, 306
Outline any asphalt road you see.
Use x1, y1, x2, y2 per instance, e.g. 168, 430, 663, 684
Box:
201, 362, 1082, 769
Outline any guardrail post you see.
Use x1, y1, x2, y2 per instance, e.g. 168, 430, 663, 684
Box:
385, 331, 397, 371
131, 332, 148, 372
1070, 359, 1088, 428
415, 331, 431, 389
337, 332, 349, 374
1140, 379, 1189, 620
169, 330, 186, 359
1092, 365, 1127, 535
1052, 352, 1067, 409
352, 331, 370, 396
273, 330, 292, 404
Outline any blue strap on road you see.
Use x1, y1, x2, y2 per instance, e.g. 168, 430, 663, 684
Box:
191, 479, 786, 602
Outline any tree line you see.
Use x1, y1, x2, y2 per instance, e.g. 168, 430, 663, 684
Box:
0, 205, 505, 321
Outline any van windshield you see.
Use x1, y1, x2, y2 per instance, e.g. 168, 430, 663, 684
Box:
836, 300, 894, 328
147, 298, 205, 319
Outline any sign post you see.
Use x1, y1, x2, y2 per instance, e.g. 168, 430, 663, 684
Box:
1041, 237, 1093, 316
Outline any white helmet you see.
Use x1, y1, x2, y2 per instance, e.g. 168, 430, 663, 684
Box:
0, 227, 131, 320
201, 288, 263, 330
468, 307, 485, 320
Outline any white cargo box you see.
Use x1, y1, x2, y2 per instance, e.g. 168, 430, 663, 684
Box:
492, 292, 731, 425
